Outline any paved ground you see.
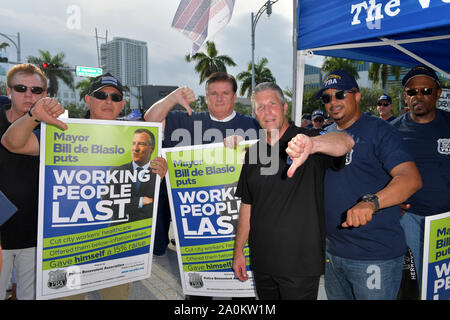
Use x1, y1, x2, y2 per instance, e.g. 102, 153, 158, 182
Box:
88, 223, 328, 300
5, 223, 327, 300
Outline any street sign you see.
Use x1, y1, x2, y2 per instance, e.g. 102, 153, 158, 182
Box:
75, 65, 103, 77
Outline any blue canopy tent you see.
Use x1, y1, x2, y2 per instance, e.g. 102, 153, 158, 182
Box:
293, 0, 450, 124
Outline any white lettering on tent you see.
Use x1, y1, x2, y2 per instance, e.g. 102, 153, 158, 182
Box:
351, 0, 401, 25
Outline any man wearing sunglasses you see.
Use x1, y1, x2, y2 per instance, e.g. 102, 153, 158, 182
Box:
233, 82, 354, 300
0, 63, 47, 300
2, 72, 166, 299
311, 110, 325, 129
316, 70, 422, 300
391, 66, 450, 290
376, 94, 396, 122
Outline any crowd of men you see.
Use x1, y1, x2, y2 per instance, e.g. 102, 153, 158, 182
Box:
0, 62, 448, 300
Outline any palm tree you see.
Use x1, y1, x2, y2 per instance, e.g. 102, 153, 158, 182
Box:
0, 42, 9, 61
236, 57, 276, 97
185, 41, 236, 84
27, 50, 74, 97
369, 63, 401, 92
75, 78, 94, 101
0, 42, 9, 50
322, 57, 360, 79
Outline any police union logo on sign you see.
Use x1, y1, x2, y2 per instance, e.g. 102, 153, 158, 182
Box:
437, 139, 450, 155
188, 273, 204, 289
47, 269, 67, 289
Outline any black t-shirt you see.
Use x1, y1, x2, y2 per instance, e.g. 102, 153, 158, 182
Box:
235, 124, 344, 277
0, 106, 40, 249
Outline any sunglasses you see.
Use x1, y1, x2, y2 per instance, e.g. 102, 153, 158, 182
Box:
313, 118, 324, 122
377, 102, 390, 107
405, 88, 433, 96
91, 91, 123, 102
12, 84, 44, 95
321, 90, 354, 104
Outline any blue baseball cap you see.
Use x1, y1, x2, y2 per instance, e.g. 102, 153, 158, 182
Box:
315, 70, 360, 99
88, 72, 124, 95
402, 65, 441, 87
312, 110, 325, 120
377, 94, 392, 104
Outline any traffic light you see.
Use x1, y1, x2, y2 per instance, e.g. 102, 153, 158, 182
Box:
0, 57, 8, 63
41, 62, 57, 69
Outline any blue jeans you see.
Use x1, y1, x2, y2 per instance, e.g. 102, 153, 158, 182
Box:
325, 252, 403, 300
400, 211, 425, 289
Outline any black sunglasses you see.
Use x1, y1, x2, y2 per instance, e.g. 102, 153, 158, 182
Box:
321, 90, 354, 104
313, 118, 324, 122
405, 88, 433, 96
12, 84, 44, 95
91, 91, 123, 102
377, 102, 390, 106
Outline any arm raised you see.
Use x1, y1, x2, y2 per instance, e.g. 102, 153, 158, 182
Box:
143, 86, 196, 122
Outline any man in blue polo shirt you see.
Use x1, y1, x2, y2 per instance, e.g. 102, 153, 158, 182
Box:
317, 70, 422, 300
391, 66, 450, 288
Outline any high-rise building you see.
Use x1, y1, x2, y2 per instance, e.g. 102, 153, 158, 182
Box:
100, 37, 148, 86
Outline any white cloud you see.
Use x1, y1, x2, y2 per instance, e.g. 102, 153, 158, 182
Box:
0, 1, 323, 97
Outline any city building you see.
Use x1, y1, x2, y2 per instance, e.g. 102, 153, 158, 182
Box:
100, 37, 148, 87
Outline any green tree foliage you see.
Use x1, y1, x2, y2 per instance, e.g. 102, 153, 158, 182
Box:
321, 57, 359, 79
0, 42, 10, 50
359, 87, 385, 114
75, 78, 94, 101
236, 57, 276, 98
27, 50, 74, 97
64, 103, 87, 118
185, 41, 236, 84
369, 63, 401, 91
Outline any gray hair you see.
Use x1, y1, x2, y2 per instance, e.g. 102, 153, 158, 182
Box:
251, 82, 285, 110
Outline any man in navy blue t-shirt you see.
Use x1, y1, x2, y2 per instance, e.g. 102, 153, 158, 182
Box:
391, 65, 450, 288
144, 72, 260, 299
317, 70, 422, 300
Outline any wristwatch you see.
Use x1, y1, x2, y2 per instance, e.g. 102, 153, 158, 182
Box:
361, 194, 380, 213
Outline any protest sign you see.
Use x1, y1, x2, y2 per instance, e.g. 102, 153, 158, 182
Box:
36, 119, 161, 299
164, 141, 257, 297
422, 211, 450, 300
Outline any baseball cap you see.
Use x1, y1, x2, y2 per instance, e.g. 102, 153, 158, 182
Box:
315, 70, 360, 99
402, 65, 441, 87
301, 113, 311, 121
312, 110, 324, 120
377, 94, 392, 104
88, 72, 124, 95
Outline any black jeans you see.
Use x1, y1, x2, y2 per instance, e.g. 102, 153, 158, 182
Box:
253, 271, 320, 300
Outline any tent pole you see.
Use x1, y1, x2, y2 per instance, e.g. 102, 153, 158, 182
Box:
379, 37, 450, 78
291, 0, 298, 122
295, 50, 306, 127
308, 34, 450, 51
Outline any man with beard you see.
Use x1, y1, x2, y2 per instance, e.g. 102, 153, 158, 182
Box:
391, 66, 450, 289
318, 70, 422, 300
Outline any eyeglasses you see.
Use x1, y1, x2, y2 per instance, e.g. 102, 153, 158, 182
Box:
91, 91, 123, 102
313, 118, 324, 122
405, 88, 433, 96
321, 90, 354, 104
377, 102, 390, 107
12, 84, 44, 95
